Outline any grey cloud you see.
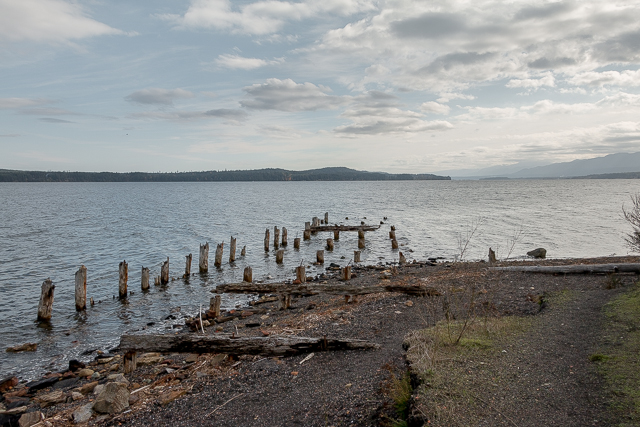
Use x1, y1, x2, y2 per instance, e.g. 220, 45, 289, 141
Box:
391, 13, 466, 39
241, 78, 348, 111
204, 109, 249, 120
0, 134, 20, 137
514, 2, 573, 21
39, 118, 73, 123
528, 56, 577, 69
593, 30, 640, 62
20, 108, 77, 115
125, 88, 194, 105
335, 119, 452, 135
418, 52, 497, 74
131, 108, 247, 122
0, 98, 52, 109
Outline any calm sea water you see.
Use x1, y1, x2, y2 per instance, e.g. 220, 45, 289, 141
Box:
0, 180, 638, 379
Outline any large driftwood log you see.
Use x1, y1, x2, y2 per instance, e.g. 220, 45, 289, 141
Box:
215, 282, 439, 296
490, 263, 640, 274
310, 225, 380, 232
119, 334, 379, 356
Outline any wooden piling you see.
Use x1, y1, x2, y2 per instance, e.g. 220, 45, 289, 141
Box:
229, 237, 237, 263
141, 267, 150, 291
243, 266, 253, 283
276, 249, 284, 264
392, 239, 398, 249
214, 243, 223, 268
391, 225, 396, 231
342, 266, 352, 281
317, 250, 325, 264
358, 237, 365, 249
119, 260, 128, 299
333, 230, 339, 240
488, 247, 497, 264
123, 351, 137, 374
399, 252, 407, 265
161, 257, 169, 285
241, 245, 246, 257
37, 278, 55, 321
358, 230, 365, 239
210, 295, 221, 318
294, 237, 301, 249
296, 266, 306, 283
264, 228, 270, 252
199, 243, 209, 273
185, 254, 192, 277
279, 294, 291, 310
74, 265, 87, 311
154, 276, 161, 286
305, 222, 311, 231
354, 251, 361, 263
282, 227, 288, 246
311, 217, 319, 233
389, 230, 396, 240
326, 238, 334, 251
274, 227, 280, 249
303, 230, 311, 240
324, 212, 329, 224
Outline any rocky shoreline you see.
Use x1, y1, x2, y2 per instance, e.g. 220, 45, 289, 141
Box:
2, 255, 639, 427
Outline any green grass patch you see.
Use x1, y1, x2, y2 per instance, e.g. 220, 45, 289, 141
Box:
595, 281, 640, 425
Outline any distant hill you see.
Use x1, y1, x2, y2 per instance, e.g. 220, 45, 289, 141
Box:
0, 167, 450, 182
509, 152, 640, 178
572, 171, 640, 179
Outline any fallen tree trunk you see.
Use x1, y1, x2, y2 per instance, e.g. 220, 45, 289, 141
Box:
490, 263, 640, 274
119, 334, 379, 356
215, 282, 439, 296
310, 225, 380, 232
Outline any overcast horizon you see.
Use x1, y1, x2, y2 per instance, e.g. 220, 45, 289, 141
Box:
2, 0, 640, 174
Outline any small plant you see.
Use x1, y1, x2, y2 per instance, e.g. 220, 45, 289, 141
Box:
606, 273, 623, 289
622, 193, 640, 253
381, 368, 413, 427
456, 217, 486, 260
505, 222, 525, 260
589, 353, 610, 362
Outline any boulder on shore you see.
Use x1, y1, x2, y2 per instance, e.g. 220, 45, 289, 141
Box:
92, 382, 129, 414
527, 248, 547, 259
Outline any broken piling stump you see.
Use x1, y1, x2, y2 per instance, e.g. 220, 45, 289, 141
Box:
488, 247, 497, 264
274, 227, 280, 249
342, 266, 352, 281
358, 237, 365, 249
243, 266, 253, 282
358, 229, 365, 239
294, 237, 301, 249
119, 261, 128, 299
123, 351, 137, 374
161, 257, 169, 285
282, 227, 288, 246
317, 250, 324, 264
229, 237, 236, 263
354, 250, 361, 263
37, 278, 55, 321
199, 242, 209, 273
324, 212, 329, 223
399, 252, 406, 264
141, 267, 150, 291
389, 230, 396, 239
326, 238, 334, 251
279, 294, 291, 310
184, 254, 192, 277
216, 282, 440, 297
214, 243, 223, 268
210, 295, 221, 318
392, 239, 398, 249
303, 230, 311, 240
241, 245, 246, 257
296, 266, 306, 283
74, 265, 87, 311
276, 249, 284, 264
264, 228, 270, 252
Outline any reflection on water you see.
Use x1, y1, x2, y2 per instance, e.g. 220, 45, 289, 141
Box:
0, 179, 637, 379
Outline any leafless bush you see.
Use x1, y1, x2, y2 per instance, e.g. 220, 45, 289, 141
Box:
505, 222, 525, 260
622, 193, 640, 253
456, 217, 486, 260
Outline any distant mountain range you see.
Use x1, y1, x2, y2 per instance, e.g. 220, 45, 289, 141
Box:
0, 167, 450, 182
445, 152, 640, 179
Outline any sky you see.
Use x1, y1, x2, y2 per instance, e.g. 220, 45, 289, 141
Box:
1, 0, 640, 174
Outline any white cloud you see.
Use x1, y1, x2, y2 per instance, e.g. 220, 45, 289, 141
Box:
522, 100, 596, 115
214, 54, 281, 70
437, 93, 475, 103
125, 88, 195, 105
506, 73, 555, 89
170, 0, 376, 35
0, 97, 51, 109
131, 108, 248, 122
0, 0, 125, 43
420, 102, 450, 115
568, 69, 640, 87
240, 78, 349, 111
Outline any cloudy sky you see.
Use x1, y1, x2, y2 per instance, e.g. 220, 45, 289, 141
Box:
1, 0, 640, 173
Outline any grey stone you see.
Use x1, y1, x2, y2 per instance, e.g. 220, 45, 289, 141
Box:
73, 403, 93, 424
92, 382, 129, 414
76, 369, 94, 378
527, 248, 547, 258
3, 406, 27, 415
37, 390, 66, 408
93, 384, 105, 396
18, 411, 43, 427
106, 374, 129, 386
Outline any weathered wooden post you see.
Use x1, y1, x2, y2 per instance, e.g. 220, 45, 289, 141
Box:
210, 295, 221, 318
354, 251, 361, 263
342, 266, 352, 281
296, 266, 306, 283
391, 225, 396, 231
214, 243, 223, 268
294, 237, 301, 249
280, 294, 291, 310
282, 227, 288, 246
141, 267, 150, 290
326, 238, 334, 251
399, 252, 407, 265
229, 237, 237, 263
392, 239, 399, 249
488, 247, 497, 264
160, 257, 169, 285
184, 254, 192, 277
243, 266, 252, 282
264, 228, 270, 252
274, 227, 280, 250
123, 351, 137, 374
154, 276, 161, 286
37, 278, 55, 321
358, 229, 365, 239
119, 261, 128, 299
305, 221, 311, 231
358, 237, 365, 249
303, 230, 311, 240
199, 243, 209, 273
241, 246, 246, 257
389, 230, 396, 240
324, 212, 329, 224
276, 249, 284, 264
311, 217, 319, 234
317, 250, 325, 264
74, 265, 87, 311
333, 230, 339, 241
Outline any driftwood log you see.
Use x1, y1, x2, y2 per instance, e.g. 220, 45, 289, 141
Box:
215, 282, 439, 296
119, 334, 379, 356
311, 225, 380, 232
490, 263, 640, 274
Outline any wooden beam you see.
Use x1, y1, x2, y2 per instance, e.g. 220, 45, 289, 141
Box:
309, 224, 380, 232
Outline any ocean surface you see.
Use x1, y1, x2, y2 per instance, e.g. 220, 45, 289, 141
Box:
0, 179, 638, 380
